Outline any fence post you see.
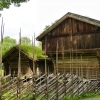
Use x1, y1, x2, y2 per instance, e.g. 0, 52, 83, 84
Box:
32, 33, 36, 99
0, 17, 4, 100
61, 38, 66, 98
0, 42, 2, 100
17, 28, 22, 100
56, 40, 59, 100
17, 77, 19, 100
44, 37, 48, 100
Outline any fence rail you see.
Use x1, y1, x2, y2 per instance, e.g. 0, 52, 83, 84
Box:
0, 73, 100, 100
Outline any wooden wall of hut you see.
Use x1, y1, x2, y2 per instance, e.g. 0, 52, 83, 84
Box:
53, 53, 99, 79
3, 48, 54, 77
42, 18, 100, 54
29, 59, 54, 76
40, 17, 100, 79
3, 51, 33, 77
3, 14, 100, 79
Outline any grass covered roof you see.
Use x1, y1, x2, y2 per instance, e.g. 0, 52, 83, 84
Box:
2, 44, 46, 60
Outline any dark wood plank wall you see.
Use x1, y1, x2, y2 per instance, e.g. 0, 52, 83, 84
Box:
35, 61, 54, 75
41, 18, 100, 79
57, 54, 99, 79
42, 18, 100, 54
3, 50, 54, 77
4, 51, 32, 76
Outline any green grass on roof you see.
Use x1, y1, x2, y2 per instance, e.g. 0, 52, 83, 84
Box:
2, 44, 46, 58
21, 44, 46, 58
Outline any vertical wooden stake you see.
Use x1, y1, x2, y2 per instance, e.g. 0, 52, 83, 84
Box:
76, 36, 78, 76
88, 61, 90, 79
96, 51, 100, 80
72, 48, 73, 74
81, 54, 83, 78
0, 17, 4, 99
56, 40, 58, 75
32, 33, 35, 76
17, 28, 21, 100
32, 33, 36, 99
70, 47, 72, 74
32, 33, 36, 76
56, 40, 58, 100
95, 63, 97, 79
70, 32, 72, 74
61, 38, 66, 96
45, 37, 48, 100
45, 37, 47, 75
18, 28, 21, 78
61, 38, 65, 73
86, 58, 89, 79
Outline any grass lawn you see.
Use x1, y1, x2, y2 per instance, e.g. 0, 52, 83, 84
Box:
63, 92, 100, 100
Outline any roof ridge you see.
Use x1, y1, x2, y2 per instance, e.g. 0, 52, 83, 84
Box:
36, 12, 100, 41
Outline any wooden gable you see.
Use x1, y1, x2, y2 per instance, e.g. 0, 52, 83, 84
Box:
36, 12, 100, 79
2, 46, 54, 77
37, 12, 100, 55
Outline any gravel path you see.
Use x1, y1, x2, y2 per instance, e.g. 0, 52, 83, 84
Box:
83, 98, 100, 100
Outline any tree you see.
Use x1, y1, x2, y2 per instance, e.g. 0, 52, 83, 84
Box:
44, 25, 50, 31
2, 36, 16, 55
0, 0, 30, 10
21, 37, 31, 45
43, 20, 58, 31
37, 41, 42, 47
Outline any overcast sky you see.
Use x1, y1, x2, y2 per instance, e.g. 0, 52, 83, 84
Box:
0, 0, 100, 42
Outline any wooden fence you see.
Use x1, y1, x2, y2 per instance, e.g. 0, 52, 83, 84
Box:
0, 73, 100, 100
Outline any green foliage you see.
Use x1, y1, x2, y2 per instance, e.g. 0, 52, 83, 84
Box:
20, 44, 45, 58
1, 78, 6, 85
37, 41, 42, 47
21, 37, 31, 45
80, 92, 100, 99
36, 94, 45, 100
44, 25, 50, 31
2, 36, 46, 59
19, 92, 33, 100
0, 0, 30, 10
2, 69, 4, 76
63, 95, 73, 100
2, 36, 16, 56
43, 20, 58, 31
64, 92, 100, 100
2, 91, 33, 100
0, 0, 10, 10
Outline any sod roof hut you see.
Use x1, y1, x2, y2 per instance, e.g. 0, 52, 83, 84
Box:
2, 46, 54, 77
36, 12, 100, 79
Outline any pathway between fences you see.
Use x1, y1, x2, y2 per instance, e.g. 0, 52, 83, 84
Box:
0, 73, 100, 100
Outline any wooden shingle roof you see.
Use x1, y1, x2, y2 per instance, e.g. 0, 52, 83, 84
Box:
36, 12, 100, 41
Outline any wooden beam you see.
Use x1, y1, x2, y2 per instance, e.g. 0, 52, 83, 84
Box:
56, 40, 58, 99
46, 48, 100, 54
47, 31, 100, 39
61, 38, 65, 73
45, 37, 48, 100
32, 33, 35, 75
18, 28, 21, 78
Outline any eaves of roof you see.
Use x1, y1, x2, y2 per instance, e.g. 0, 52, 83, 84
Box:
36, 12, 100, 41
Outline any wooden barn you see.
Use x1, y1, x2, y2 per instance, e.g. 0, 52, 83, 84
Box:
2, 46, 54, 77
36, 12, 100, 79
